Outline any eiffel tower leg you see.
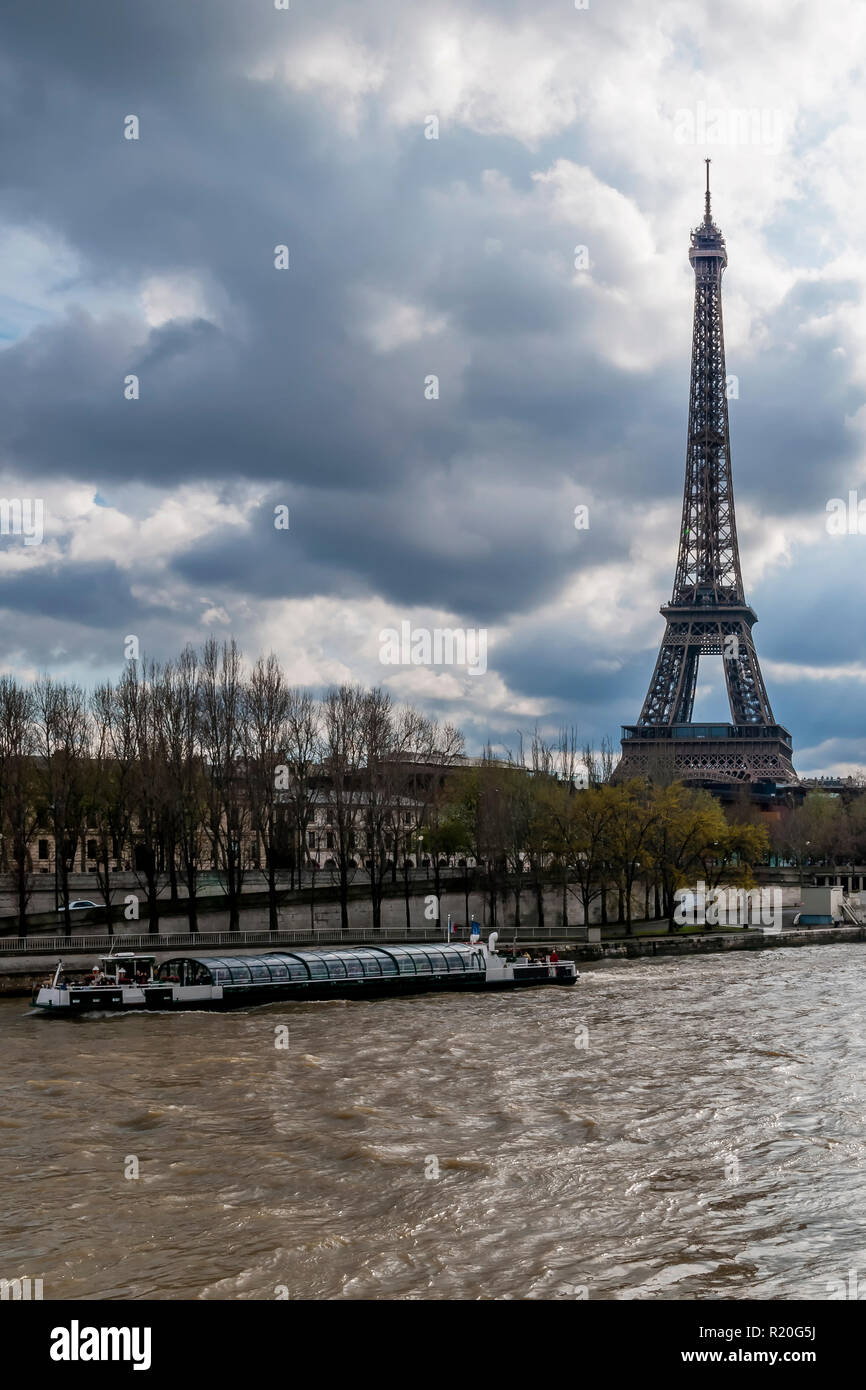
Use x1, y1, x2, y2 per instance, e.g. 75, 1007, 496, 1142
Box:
722, 622, 774, 725
638, 630, 685, 724
639, 624, 703, 725
671, 642, 699, 724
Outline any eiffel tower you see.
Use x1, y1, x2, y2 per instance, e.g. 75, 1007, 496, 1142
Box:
618, 164, 796, 789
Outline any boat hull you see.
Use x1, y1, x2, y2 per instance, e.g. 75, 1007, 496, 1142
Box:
33, 965, 577, 1013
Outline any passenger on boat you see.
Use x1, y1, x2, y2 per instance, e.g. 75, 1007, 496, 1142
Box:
550, 949, 559, 964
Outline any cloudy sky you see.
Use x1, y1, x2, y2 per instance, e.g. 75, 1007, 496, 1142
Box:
0, 0, 864, 774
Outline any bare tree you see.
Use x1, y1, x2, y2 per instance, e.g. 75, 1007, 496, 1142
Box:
407, 719, 464, 932
244, 653, 291, 931
158, 648, 207, 932
33, 677, 90, 937
322, 685, 366, 932
283, 688, 322, 892
0, 677, 39, 931
359, 697, 452, 935
357, 689, 398, 934
89, 673, 138, 933
127, 660, 171, 935
199, 638, 251, 932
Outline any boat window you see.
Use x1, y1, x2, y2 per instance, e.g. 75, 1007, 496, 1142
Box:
382, 948, 417, 975
224, 959, 253, 983
372, 952, 398, 975
185, 961, 213, 986
299, 957, 329, 979
267, 954, 311, 980
180, 945, 486, 986
201, 957, 233, 984
317, 954, 348, 978
354, 951, 384, 977
421, 949, 447, 972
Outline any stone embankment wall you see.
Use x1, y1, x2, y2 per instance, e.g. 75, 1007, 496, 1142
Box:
567, 924, 866, 963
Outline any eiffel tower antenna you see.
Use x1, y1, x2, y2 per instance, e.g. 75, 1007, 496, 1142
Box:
617, 168, 796, 791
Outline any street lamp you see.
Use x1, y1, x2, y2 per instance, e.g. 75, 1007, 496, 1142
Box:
799, 840, 810, 896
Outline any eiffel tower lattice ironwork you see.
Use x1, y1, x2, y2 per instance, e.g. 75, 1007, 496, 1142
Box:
618, 164, 797, 788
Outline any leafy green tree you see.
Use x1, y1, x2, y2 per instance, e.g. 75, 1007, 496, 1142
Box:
646, 784, 725, 929
603, 780, 660, 934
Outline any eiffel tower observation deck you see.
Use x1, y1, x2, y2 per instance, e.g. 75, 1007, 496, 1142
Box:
617, 164, 797, 791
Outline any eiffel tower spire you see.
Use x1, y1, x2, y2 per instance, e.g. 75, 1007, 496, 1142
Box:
618, 170, 796, 789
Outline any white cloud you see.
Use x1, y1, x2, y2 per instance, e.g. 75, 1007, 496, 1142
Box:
140, 272, 225, 328
352, 287, 448, 353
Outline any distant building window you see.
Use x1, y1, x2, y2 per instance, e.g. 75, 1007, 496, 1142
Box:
87, 840, 98, 860
326, 832, 335, 850
308, 832, 317, 849
38, 839, 49, 860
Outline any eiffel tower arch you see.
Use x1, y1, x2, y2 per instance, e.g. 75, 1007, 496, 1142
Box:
617, 165, 797, 790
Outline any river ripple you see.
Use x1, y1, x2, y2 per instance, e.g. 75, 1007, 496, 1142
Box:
2, 944, 865, 1300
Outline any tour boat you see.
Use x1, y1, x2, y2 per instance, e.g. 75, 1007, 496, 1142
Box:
32, 936, 578, 1013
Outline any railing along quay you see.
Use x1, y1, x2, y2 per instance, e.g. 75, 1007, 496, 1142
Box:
0, 925, 593, 955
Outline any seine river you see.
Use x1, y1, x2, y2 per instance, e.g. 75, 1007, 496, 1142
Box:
2, 945, 865, 1301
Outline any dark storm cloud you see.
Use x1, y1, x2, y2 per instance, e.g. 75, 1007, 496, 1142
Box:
495, 629, 645, 719
730, 276, 866, 514
754, 548, 866, 669
0, 0, 862, 768
0, 0, 678, 522
172, 484, 631, 625
0, 561, 139, 626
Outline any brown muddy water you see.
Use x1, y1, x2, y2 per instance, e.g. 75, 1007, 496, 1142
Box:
2, 945, 865, 1300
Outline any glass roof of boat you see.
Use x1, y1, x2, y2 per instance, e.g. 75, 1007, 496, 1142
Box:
159, 944, 483, 985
